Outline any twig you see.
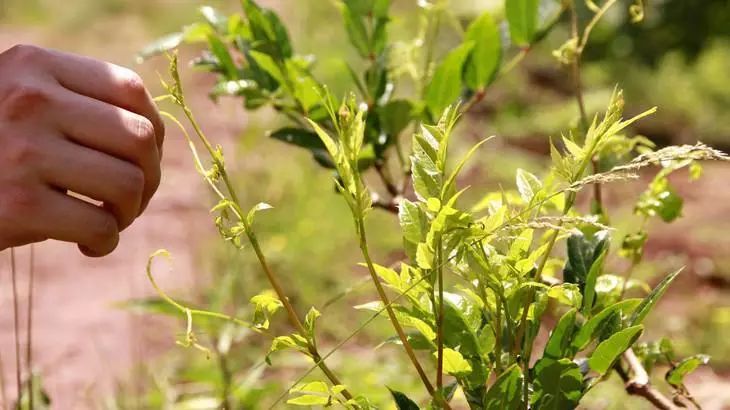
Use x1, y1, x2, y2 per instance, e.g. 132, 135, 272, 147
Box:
371, 193, 400, 213
10, 248, 21, 406
620, 349, 677, 410
374, 161, 400, 197
26, 245, 34, 410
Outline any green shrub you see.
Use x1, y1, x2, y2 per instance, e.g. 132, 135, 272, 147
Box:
140, 1, 728, 408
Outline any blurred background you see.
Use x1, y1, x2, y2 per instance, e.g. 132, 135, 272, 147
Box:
0, 0, 729, 408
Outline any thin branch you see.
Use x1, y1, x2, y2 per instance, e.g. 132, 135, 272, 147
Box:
10, 248, 21, 406
435, 235, 445, 391
26, 245, 34, 410
620, 349, 677, 410
374, 161, 400, 197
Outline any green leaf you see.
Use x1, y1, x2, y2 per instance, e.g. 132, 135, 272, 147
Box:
544, 309, 578, 359
424, 42, 474, 118
247, 50, 286, 88
531, 358, 584, 409
287, 381, 330, 406
515, 168, 543, 203
666, 355, 710, 387
416, 242, 434, 269
571, 298, 642, 353
411, 129, 442, 201
206, 35, 238, 79
246, 202, 272, 226
629, 267, 683, 326
636, 177, 684, 222
250, 290, 282, 330
388, 388, 419, 410
399, 199, 428, 259
589, 325, 644, 375
306, 119, 340, 160
583, 250, 606, 315
484, 365, 524, 410
436, 348, 473, 376
379, 99, 414, 137
304, 307, 321, 338
564, 231, 609, 295
463, 11, 502, 90
443, 137, 492, 199
269, 127, 325, 150
342, 5, 370, 57
548, 284, 583, 309
267, 333, 309, 363
505, 0, 540, 46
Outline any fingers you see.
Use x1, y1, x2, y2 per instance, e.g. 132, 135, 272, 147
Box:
28, 188, 120, 257
41, 47, 165, 152
51, 90, 161, 212
37, 137, 144, 230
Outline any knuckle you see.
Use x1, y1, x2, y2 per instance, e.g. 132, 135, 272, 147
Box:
90, 212, 119, 245
120, 166, 145, 201
119, 68, 147, 98
3, 44, 44, 63
0, 82, 51, 122
5, 137, 40, 166
0, 186, 39, 219
130, 115, 156, 151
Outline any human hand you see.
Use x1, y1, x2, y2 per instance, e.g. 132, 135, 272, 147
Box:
0, 45, 164, 256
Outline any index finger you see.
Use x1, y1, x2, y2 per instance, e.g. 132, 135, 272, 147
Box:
41, 47, 165, 152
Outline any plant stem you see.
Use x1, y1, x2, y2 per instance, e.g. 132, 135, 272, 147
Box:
168, 82, 355, 400
10, 248, 21, 406
435, 235, 445, 392
356, 218, 444, 404
26, 245, 34, 410
618, 349, 677, 410
374, 161, 400, 197
214, 342, 233, 410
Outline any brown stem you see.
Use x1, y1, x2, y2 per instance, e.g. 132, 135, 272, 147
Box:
371, 192, 400, 214
10, 248, 21, 405
26, 245, 34, 410
357, 219, 452, 409
619, 349, 677, 410
245, 229, 353, 401
214, 342, 233, 410
374, 161, 400, 197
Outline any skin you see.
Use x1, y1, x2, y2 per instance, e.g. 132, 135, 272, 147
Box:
0, 44, 164, 257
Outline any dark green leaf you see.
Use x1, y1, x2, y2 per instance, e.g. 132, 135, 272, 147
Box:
505, 0, 540, 46
206, 35, 238, 79
571, 298, 642, 353
388, 388, 419, 410
588, 325, 644, 375
544, 309, 578, 360
379, 100, 414, 137
269, 127, 325, 150
342, 6, 370, 57
484, 365, 524, 410
424, 42, 474, 118
463, 12, 501, 90
531, 358, 584, 409
583, 251, 606, 315
629, 267, 683, 326
564, 231, 609, 295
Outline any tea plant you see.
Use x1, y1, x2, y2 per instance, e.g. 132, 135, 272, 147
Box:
142, 0, 729, 408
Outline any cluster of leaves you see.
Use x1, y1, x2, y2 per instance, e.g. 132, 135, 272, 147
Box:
138, 0, 730, 409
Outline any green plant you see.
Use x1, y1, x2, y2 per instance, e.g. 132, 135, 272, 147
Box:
140, 1, 729, 408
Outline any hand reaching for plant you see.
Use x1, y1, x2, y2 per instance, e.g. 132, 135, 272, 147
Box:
0, 44, 164, 257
